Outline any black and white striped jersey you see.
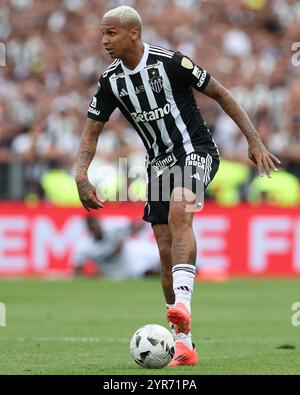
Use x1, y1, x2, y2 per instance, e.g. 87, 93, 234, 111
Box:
87, 43, 219, 166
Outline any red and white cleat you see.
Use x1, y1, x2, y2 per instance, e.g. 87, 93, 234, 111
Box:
168, 341, 198, 366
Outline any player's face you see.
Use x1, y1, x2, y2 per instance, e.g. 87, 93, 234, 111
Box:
100, 17, 138, 59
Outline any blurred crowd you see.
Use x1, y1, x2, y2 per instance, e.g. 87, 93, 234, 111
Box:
0, 0, 300, 206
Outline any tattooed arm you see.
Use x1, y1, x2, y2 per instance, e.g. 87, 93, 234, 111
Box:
203, 77, 281, 177
75, 119, 105, 211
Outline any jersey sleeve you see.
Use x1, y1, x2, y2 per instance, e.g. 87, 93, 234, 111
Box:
87, 75, 117, 122
170, 51, 211, 92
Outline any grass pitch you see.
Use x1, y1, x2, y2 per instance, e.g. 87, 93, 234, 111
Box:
0, 277, 299, 375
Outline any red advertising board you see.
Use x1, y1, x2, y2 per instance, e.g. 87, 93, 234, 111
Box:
0, 202, 299, 277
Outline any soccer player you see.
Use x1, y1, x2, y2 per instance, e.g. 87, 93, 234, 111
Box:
75, 6, 280, 366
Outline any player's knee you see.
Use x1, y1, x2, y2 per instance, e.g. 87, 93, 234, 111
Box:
168, 203, 192, 231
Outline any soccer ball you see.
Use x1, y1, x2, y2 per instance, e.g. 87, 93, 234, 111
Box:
130, 324, 175, 369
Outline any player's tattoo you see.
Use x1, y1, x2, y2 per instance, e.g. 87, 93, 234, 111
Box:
188, 239, 197, 265
76, 149, 94, 177
76, 179, 94, 196
75, 120, 105, 210
173, 236, 186, 263
75, 119, 104, 180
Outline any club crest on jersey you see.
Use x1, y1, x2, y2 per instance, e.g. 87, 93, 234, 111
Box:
149, 75, 163, 93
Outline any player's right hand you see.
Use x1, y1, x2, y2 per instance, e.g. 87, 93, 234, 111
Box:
75, 177, 104, 211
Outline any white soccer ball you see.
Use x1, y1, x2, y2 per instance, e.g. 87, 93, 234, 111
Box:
130, 324, 175, 369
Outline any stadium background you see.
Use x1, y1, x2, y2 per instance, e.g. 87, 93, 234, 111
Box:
0, 0, 300, 376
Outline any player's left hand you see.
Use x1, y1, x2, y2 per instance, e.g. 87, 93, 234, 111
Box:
248, 139, 281, 178
76, 177, 104, 211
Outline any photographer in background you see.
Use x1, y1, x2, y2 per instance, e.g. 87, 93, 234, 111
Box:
74, 216, 160, 279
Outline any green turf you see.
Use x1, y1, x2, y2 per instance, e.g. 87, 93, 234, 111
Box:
0, 277, 300, 375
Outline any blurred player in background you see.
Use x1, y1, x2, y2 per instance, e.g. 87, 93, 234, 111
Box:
75, 6, 280, 366
74, 216, 160, 279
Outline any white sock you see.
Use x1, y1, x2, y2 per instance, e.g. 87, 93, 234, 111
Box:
172, 264, 196, 313
175, 333, 193, 350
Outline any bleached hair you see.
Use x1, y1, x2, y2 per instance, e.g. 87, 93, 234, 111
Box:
103, 6, 142, 28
